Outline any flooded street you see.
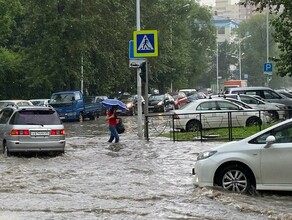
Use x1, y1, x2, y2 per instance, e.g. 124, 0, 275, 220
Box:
0, 116, 292, 219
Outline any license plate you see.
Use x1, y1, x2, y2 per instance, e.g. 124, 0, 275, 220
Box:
59, 116, 66, 120
31, 131, 50, 136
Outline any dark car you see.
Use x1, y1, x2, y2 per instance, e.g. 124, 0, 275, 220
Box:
118, 94, 137, 116
168, 92, 188, 109
187, 92, 207, 102
148, 94, 174, 112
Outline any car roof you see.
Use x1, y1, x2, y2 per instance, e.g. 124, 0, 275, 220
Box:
229, 87, 272, 91
2, 105, 55, 111
0, 100, 32, 102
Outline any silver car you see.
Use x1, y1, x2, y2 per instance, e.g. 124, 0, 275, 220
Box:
0, 105, 66, 155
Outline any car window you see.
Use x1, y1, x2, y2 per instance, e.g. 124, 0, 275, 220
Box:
0, 109, 14, 124
240, 96, 258, 105
197, 101, 217, 110
251, 122, 292, 144
10, 110, 62, 125
263, 90, 281, 99
149, 95, 163, 101
217, 101, 240, 110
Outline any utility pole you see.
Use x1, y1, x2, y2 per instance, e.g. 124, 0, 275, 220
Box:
136, 0, 143, 138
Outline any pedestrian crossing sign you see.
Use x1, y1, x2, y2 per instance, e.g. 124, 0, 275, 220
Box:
133, 30, 158, 57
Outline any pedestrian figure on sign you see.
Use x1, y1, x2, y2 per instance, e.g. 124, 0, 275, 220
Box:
143, 38, 150, 50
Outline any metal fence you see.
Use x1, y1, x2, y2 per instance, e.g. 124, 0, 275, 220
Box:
144, 109, 286, 142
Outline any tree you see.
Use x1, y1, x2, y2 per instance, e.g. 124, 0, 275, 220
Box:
243, 0, 292, 77
235, 13, 290, 87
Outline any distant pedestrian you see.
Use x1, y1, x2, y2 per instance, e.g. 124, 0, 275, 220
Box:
105, 105, 119, 143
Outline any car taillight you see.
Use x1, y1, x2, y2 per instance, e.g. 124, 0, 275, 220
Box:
173, 113, 180, 119
10, 130, 30, 135
51, 129, 65, 135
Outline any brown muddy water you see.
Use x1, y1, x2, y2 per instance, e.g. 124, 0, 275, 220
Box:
0, 116, 292, 219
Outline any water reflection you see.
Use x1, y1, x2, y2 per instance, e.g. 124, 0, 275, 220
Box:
0, 117, 291, 219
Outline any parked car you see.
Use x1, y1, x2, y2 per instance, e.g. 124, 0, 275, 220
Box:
215, 94, 288, 120
193, 118, 292, 194
0, 100, 33, 110
187, 92, 207, 102
226, 87, 292, 117
148, 94, 175, 113
171, 99, 270, 132
50, 90, 102, 121
178, 89, 197, 97
94, 96, 108, 115
275, 89, 292, 99
117, 94, 145, 116
0, 105, 66, 155
29, 99, 50, 106
168, 92, 188, 109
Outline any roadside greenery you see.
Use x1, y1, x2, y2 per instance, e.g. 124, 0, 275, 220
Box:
0, 0, 291, 100
162, 124, 272, 141
244, 0, 292, 78
0, 0, 216, 99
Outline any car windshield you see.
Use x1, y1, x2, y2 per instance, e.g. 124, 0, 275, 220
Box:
11, 110, 61, 125
0, 102, 12, 108
170, 94, 178, 99
50, 93, 75, 104
149, 95, 164, 101
120, 95, 134, 101
31, 101, 45, 105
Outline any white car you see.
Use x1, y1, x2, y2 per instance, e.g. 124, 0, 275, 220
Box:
172, 99, 270, 132
0, 100, 33, 111
29, 99, 50, 106
193, 118, 292, 193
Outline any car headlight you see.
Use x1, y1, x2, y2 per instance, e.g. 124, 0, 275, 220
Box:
126, 103, 133, 108
197, 150, 217, 160
157, 101, 163, 106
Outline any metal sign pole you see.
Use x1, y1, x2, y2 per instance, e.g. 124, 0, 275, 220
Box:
144, 60, 149, 140
136, 0, 143, 138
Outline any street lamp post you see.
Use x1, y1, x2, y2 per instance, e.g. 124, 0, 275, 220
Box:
216, 42, 219, 94
238, 35, 251, 80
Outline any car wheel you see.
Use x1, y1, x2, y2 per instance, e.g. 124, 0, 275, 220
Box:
246, 116, 262, 126
89, 112, 98, 120
268, 110, 279, 120
186, 120, 202, 132
3, 142, 10, 157
78, 113, 84, 122
219, 165, 253, 194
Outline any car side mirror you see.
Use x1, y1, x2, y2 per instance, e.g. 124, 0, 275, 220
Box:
265, 135, 275, 148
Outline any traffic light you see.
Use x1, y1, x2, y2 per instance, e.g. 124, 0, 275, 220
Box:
139, 62, 146, 82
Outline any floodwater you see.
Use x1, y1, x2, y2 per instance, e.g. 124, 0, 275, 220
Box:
0, 116, 292, 219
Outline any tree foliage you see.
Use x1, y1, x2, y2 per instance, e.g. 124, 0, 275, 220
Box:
244, 0, 292, 77
0, 0, 215, 99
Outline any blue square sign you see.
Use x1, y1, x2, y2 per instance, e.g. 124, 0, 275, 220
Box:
264, 62, 272, 75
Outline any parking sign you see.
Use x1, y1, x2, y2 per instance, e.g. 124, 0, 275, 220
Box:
264, 62, 272, 75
